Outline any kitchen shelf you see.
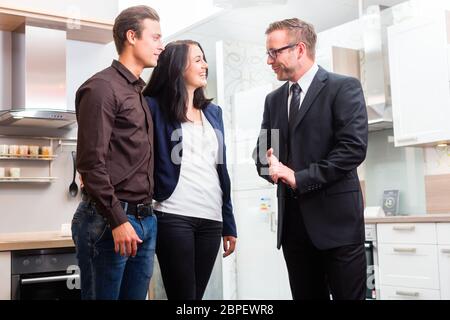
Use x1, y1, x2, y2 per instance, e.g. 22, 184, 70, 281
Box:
0, 177, 58, 183
0, 5, 113, 43
0, 137, 68, 183
0, 154, 57, 161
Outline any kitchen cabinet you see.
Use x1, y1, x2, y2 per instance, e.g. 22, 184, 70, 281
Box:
387, 10, 450, 147
0, 4, 113, 43
377, 222, 450, 300
0, 0, 117, 23
437, 224, 450, 299
316, 46, 361, 80
0, 251, 11, 300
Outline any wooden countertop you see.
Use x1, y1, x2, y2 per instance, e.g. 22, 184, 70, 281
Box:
365, 214, 450, 224
0, 231, 74, 251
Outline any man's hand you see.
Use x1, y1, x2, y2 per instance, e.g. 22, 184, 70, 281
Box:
223, 236, 237, 258
269, 162, 297, 188
112, 222, 143, 257
266, 148, 279, 167
266, 148, 297, 189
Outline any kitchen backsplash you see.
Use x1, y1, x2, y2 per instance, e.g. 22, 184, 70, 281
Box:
361, 129, 450, 215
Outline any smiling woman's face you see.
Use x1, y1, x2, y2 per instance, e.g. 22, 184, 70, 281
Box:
184, 44, 208, 90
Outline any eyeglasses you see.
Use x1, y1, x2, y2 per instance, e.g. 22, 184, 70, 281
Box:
266, 43, 299, 60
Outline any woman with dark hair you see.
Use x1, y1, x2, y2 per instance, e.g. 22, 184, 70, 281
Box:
143, 40, 237, 300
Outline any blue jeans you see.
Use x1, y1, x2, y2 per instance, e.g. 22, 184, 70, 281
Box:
71, 201, 157, 300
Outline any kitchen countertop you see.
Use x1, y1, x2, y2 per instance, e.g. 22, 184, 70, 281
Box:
0, 231, 74, 251
365, 214, 450, 224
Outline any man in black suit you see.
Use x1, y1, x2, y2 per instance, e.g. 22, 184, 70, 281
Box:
253, 18, 368, 300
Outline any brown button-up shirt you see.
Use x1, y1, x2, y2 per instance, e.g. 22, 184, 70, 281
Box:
75, 60, 154, 228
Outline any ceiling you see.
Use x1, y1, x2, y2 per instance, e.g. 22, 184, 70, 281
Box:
168, 0, 407, 43
165, 0, 408, 94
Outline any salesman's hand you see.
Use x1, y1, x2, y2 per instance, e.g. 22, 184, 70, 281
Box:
266, 148, 279, 167
223, 236, 237, 258
269, 161, 297, 189
112, 222, 143, 257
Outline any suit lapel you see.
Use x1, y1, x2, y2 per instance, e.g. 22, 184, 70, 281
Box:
291, 66, 328, 130
278, 82, 289, 142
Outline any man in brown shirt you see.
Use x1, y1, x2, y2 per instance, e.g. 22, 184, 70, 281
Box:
72, 5, 164, 300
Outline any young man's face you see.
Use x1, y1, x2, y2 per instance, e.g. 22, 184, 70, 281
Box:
133, 18, 164, 68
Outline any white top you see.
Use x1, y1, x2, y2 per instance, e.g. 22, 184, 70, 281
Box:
287, 63, 319, 117
154, 111, 223, 222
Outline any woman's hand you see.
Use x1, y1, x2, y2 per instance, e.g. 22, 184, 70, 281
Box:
223, 236, 237, 258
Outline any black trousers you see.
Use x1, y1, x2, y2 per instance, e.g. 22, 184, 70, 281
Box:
281, 197, 367, 300
155, 211, 222, 300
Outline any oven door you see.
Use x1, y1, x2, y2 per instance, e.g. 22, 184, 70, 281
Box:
12, 271, 80, 300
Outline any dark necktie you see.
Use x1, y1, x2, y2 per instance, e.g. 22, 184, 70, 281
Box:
287, 83, 301, 167
289, 83, 301, 125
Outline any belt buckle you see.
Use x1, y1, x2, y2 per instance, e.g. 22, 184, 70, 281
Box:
136, 203, 152, 218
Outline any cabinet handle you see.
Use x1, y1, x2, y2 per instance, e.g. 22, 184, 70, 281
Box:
392, 225, 415, 231
395, 290, 419, 297
396, 136, 418, 143
441, 249, 450, 254
393, 247, 417, 253
21, 274, 79, 285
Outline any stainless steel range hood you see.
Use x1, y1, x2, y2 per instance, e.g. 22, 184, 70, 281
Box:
0, 22, 76, 129
362, 5, 393, 131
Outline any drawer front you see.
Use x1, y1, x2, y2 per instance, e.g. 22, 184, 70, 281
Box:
380, 285, 440, 300
437, 223, 450, 245
378, 243, 440, 289
365, 224, 376, 240
377, 223, 436, 244
438, 245, 450, 300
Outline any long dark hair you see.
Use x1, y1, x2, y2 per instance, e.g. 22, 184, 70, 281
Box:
143, 40, 213, 123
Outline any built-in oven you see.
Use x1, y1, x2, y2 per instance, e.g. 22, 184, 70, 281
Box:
365, 224, 379, 300
11, 247, 80, 300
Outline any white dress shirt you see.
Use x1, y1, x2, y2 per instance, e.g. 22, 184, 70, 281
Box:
287, 63, 319, 117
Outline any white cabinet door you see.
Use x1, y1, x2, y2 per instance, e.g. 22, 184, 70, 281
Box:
0, 252, 11, 300
438, 245, 450, 299
388, 12, 450, 147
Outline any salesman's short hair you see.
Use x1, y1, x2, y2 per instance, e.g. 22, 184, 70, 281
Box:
266, 18, 317, 59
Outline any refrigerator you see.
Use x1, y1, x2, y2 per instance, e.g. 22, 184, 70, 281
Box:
230, 84, 292, 299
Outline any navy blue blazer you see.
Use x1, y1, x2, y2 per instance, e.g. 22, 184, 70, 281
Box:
145, 96, 237, 238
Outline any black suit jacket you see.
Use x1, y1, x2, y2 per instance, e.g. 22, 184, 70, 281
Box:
254, 66, 368, 250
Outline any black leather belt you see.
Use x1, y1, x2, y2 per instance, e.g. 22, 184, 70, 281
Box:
120, 201, 154, 218
81, 187, 153, 218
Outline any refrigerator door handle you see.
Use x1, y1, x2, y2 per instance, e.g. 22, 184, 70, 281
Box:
270, 211, 277, 233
